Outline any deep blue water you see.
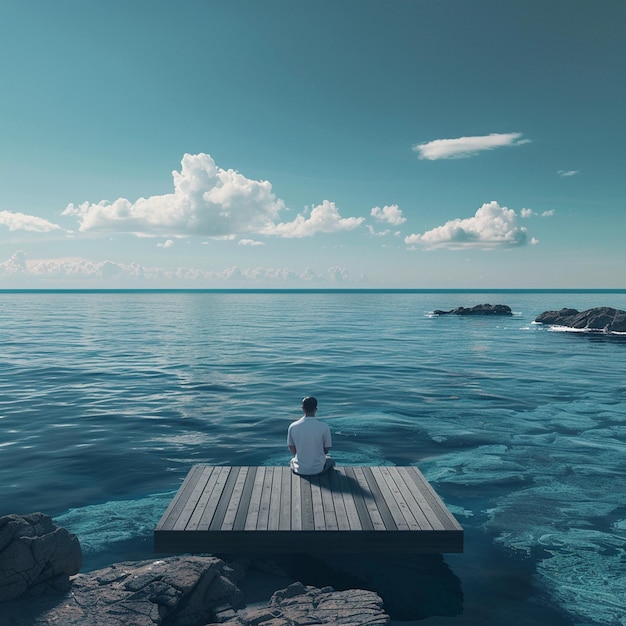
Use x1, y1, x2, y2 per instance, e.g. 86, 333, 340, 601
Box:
1, 291, 625, 625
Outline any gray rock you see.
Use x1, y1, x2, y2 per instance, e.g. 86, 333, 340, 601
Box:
215, 581, 389, 625
0, 556, 243, 625
0, 512, 82, 601
535, 306, 626, 333
434, 303, 512, 316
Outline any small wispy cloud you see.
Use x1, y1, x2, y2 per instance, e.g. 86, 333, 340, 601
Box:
157, 239, 174, 248
239, 238, 265, 246
413, 132, 530, 160
558, 170, 579, 177
370, 204, 406, 225
405, 201, 530, 249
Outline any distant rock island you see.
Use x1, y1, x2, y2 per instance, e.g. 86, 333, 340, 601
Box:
535, 307, 626, 333
434, 303, 513, 316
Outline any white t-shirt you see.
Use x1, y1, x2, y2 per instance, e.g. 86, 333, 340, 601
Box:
287, 415, 332, 475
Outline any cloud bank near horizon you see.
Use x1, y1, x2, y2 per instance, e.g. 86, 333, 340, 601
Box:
413, 133, 530, 160
0, 250, 353, 284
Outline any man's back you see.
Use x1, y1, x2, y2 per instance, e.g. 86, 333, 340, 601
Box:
288, 415, 332, 475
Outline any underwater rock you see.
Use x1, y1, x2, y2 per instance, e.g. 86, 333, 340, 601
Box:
217, 581, 389, 625
434, 303, 513, 316
535, 306, 626, 332
0, 512, 82, 601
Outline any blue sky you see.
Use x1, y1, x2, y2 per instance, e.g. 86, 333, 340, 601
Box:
1, 0, 624, 288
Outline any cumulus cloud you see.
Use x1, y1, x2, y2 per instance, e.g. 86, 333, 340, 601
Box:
62, 153, 285, 237
404, 201, 529, 249
542, 209, 555, 217
157, 239, 174, 248
0, 210, 64, 232
413, 133, 530, 160
262, 200, 364, 238
238, 239, 265, 246
61, 153, 364, 241
370, 204, 406, 225
558, 170, 579, 177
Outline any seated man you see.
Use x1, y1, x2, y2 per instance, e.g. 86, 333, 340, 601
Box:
288, 396, 335, 476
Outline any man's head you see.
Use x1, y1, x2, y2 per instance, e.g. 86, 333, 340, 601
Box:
302, 396, 318, 415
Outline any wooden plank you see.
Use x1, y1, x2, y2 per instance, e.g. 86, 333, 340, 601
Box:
309, 475, 326, 531
256, 466, 273, 530
173, 465, 217, 531
233, 466, 257, 531
356, 467, 392, 531
244, 466, 265, 531
195, 466, 230, 530
336, 468, 362, 531
344, 466, 375, 531
299, 474, 314, 531
209, 467, 242, 531
156, 464, 209, 531
376, 466, 421, 530
366, 467, 407, 530
221, 467, 249, 531
402, 467, 462, 531
319, 472, 338, 531
291, 471, 302, 530
279, 467, 292, 530
390, 467, 435, 530
268, 467, 282, 530
329, 469, 351, 531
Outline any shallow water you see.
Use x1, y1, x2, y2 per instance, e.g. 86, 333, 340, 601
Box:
1, 290, 625, 624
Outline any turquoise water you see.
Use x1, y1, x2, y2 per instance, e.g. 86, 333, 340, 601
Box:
1, 291, 625, 624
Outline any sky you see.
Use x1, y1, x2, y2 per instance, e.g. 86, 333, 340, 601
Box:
0, 0, 624, 289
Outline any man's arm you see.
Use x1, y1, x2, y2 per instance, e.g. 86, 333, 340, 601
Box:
289, 445, 296, 455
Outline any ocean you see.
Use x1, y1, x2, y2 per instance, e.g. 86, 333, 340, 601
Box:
1, 290, 625, 625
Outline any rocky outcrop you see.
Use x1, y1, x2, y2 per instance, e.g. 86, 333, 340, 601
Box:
0, 512, 82, 601
535, 307, 626, 333
1, 556, 244, 625
434, 303, 512, 316
217, 581, 389, 625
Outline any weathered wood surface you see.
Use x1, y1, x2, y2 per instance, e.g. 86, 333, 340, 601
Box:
154, 465, 463, 553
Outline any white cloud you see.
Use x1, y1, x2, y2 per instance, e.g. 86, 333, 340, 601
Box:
0, 210, 64, 232
413, 133, 530, 160
370, 204, 406, 225
238, 239, 265, 246
404, 201, 529, 249
329, 266, 350, 282
542, 209, 555, 217
62, 153, 285, 237
558, 170, 578, 177
520, 208, 534, 218
157, 239, 174, 248
262, 200, 364, 238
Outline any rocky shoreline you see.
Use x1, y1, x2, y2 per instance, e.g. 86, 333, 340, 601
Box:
1, 513, 463, 625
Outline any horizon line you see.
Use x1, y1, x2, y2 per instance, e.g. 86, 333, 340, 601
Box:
1, 288, 625, 294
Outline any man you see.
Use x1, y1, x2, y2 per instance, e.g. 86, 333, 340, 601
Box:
287, 396, 335, 476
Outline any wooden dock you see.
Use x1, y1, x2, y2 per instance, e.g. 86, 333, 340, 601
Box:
154, 465, 463, 554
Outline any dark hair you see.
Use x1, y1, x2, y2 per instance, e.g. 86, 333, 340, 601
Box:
302, 396, 318, 412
